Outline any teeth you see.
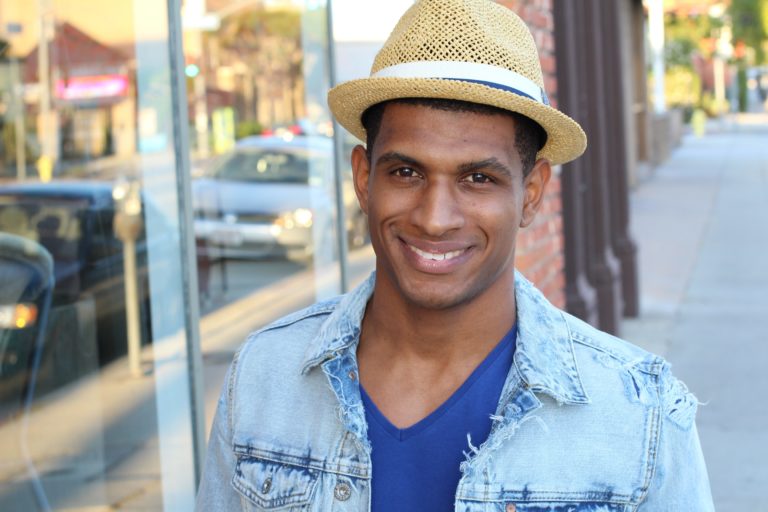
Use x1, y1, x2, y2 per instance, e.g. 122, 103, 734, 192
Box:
409, 245, 464, 261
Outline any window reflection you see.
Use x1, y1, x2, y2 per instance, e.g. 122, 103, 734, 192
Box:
0, 0, 196, 509
0, 0, 378, 508
186, 2, 372, 440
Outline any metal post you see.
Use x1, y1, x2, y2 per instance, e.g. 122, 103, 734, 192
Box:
123, 237, 142, 376
713, 57, 725, 113
647, 0, 666, 114
11, 58, 26, 180
326, 0, 350, 292
113, 181, 144, 377
167, 0, 207, 483
36, 0, 56, 180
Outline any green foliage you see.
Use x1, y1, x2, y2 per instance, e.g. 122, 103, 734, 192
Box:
665, 38, 698, 68
729, 0, 768, 63
235, 120, 264, 139
665, 11, 723, 65
665, 66, 702, 108
219, 7, 302, 52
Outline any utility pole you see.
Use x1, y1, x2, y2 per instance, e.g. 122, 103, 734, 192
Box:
647, 0, 666, 114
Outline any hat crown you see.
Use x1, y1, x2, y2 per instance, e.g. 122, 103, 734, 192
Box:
372, 0, 544, 89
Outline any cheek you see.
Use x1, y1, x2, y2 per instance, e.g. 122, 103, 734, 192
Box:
473, 199, 522, 236
369, 186, 413, 221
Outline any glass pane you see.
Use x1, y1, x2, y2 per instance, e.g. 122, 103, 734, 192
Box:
0, 0, 197, 510
184, 0, 364, 435
329, 0, 416, 290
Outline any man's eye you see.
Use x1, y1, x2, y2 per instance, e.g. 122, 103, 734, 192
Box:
392, 167, 418, 178
466, 172, 493, 184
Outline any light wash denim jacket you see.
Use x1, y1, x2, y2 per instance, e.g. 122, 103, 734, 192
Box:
196, 272, 714, 511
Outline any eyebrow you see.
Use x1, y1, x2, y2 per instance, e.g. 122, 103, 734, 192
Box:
458, 158, 513, 178
375, 151, 422, 168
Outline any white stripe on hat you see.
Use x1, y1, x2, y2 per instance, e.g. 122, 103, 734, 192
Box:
371, 61, 546, 104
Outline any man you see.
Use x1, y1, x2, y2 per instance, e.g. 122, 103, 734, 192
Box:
196, 0, 714, 510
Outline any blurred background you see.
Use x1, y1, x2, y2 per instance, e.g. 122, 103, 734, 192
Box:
0, 0, 765, 510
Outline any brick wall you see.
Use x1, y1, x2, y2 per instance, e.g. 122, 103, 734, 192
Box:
497, 0, 566, 308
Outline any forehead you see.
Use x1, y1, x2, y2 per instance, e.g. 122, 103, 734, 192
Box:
374, 102, 522, 167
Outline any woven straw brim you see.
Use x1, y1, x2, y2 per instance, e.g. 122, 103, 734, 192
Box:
328, 77, 587, 166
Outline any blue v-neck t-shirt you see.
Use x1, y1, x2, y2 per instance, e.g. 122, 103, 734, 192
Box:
360, 325, 517, 512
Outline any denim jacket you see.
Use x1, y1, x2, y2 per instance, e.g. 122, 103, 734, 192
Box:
196, 272, 714, 511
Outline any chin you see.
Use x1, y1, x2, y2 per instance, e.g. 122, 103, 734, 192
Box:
401, 282, 478, 311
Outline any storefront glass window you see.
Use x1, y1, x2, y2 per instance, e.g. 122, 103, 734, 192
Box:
0, 0, 393, 508
0, 0, 198, 509
184, 0, 375, 438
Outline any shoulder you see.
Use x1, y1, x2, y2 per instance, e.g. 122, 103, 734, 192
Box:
563, 310, 699, 430
233, 295, 342, 370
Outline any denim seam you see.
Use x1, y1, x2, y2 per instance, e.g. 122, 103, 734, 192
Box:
559, 310, 592, 398
226, 343, 245, 437
332, 430, 370, 479
570, 331, 664, 377
249, 302, 337, 338
634, 371, 662, 510
455, 490, 636, 504
232, 445, 370, 479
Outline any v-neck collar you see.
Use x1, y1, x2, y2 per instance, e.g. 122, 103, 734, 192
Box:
359, 325, 517, 441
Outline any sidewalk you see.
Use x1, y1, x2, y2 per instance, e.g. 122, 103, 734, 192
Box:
621, 112, 768, 511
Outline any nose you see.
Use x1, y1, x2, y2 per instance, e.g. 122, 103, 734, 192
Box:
410, 180, 464, 237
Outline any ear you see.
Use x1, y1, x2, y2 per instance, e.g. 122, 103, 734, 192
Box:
351, 144, 371, 214
520, 158, 552, 228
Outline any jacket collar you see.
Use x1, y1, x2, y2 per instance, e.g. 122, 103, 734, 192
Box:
301, 273, 374, 374
512, 274, 589, 405
301, 271, 589, 405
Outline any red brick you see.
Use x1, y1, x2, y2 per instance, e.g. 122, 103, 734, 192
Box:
497, 0, 564, 305
540, 55, 556, 75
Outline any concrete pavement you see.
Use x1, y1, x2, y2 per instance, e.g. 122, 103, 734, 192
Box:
622, 112, 768, 511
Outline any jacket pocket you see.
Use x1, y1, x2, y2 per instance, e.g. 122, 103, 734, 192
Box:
232, 454, 319, 510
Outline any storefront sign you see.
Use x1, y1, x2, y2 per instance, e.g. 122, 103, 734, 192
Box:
55, 74, 129, 101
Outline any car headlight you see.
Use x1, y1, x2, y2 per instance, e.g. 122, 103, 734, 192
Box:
277, 208, 313, 229
292, 208, 313, 228
0, 304, 38, 329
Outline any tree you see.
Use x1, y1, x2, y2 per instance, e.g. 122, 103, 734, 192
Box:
729, 0, 768, 63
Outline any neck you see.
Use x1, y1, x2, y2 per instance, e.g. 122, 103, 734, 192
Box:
360, 272, 517, 363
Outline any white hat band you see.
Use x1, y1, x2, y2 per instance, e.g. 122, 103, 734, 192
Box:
372, 61, 549, 105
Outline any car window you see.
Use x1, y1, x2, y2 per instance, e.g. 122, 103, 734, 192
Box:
212, 150, 310, 184
0, 197, 85, 264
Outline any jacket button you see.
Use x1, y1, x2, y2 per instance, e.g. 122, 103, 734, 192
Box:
261, 477, 272, 494
334, 481, 352, 501
505, 504, 516, 512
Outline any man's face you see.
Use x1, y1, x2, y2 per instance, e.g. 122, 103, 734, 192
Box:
352, 102, 550, 311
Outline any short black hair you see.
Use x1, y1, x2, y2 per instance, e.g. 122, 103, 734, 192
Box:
360, 98, 547, 177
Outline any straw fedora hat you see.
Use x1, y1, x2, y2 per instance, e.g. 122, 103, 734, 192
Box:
328, 0, 587, 165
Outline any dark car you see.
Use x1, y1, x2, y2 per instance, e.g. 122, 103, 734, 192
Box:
0, 181, 157, 416
192, 135, 368, 262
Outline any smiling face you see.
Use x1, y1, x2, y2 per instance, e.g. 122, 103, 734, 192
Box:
352, 102, 551, 312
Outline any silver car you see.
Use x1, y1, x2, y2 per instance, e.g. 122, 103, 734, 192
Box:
192, 135, 367, 262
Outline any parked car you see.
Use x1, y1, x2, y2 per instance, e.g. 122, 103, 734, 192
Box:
0, 181, 162, 416
192, 135, 368, 262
